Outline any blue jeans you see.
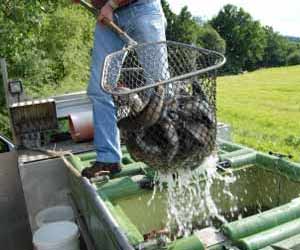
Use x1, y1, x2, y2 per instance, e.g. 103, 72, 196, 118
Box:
87, 0, 167, 163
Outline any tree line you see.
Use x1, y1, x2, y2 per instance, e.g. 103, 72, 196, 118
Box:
162, 1, 300, 73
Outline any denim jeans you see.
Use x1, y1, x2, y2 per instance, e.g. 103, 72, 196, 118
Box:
87, 0, 167, 163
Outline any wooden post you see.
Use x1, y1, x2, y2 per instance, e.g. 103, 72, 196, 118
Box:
1, 58, 11, 106
0, 58, 18, 145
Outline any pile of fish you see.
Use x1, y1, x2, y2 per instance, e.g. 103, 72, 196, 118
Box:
114, 81, 216, 172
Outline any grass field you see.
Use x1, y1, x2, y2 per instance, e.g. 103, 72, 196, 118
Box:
217, 65, 300, 162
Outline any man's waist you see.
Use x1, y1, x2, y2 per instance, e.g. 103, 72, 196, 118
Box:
92, 0, 155, 10
91, 0, 135, 9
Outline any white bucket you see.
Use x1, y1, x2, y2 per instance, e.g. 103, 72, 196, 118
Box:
33, 221, 80, 250
36, 206, 75, 228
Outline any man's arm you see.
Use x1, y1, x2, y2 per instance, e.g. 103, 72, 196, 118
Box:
71, 0, 134, 24
71, 0, 114, 23
99, 0, 135, 22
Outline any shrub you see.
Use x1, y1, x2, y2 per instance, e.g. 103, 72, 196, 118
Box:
287, 51, 300, 65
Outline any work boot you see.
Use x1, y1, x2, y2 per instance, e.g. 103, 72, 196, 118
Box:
81, 162, 121, 179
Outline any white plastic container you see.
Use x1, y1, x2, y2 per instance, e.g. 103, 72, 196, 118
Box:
33, 221, 80, 250
36, 206, 75, 228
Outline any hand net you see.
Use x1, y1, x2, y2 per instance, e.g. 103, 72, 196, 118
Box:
101, 41, 225, 172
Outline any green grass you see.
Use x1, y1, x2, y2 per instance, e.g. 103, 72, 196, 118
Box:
217, 65, 300, 162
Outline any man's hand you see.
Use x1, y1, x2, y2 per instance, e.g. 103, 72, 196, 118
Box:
98, 2, 114, 24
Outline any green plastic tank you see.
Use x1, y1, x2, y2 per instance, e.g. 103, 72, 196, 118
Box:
67, 141, 300, 250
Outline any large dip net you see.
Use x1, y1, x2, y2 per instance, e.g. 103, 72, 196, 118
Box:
101, 41, 226, 172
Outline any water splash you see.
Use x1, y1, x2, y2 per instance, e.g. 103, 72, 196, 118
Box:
149, 154, 236, 237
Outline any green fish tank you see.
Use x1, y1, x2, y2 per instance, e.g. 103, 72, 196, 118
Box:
67, 139, 300, 250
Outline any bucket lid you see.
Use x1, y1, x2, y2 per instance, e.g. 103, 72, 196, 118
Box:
33, 221, 79, 246
36, 205, 75, 228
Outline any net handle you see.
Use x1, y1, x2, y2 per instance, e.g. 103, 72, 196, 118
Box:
77, 0, 137, 46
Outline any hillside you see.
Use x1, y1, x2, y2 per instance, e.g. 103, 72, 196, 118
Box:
217, 65, 300, 161
285, 36, 300, 43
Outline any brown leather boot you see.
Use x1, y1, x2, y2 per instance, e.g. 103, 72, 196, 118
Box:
81, 162, 121, 179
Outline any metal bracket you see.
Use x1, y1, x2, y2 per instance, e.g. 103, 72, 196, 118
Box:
269, 151, 293, 159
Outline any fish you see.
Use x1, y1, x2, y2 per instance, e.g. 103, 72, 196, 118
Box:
118, 85, 165, 131
184, 122, 211, 146
125, 130, 162, 166
117, 80, 217, 172
113, 86, 145, 113
158, 116, 179, 163
125, 116, 179, 170
177, 97, 215, 127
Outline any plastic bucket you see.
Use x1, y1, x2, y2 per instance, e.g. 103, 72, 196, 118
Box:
36, 206, 75, 228
33, 221, 80, 250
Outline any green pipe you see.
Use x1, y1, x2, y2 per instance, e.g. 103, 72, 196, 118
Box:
218, 139, 246, 152
256, 153, 282, 168
222, 198, 300, 240
219, 148, 254, 161
269, 233, 300, 249
68, 155, 85, 172
98, 177, 142, 201
168, 235, 204, 250
239, 218, 300, 250
256, 153, 300, 182
115, 162, 147, 178
79, 152, 97, 162
228, 153, 257, 168
218, 149, 228, 155
280, 159, 300, 178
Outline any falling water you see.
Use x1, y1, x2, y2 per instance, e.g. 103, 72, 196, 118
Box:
149, 154, 236, 237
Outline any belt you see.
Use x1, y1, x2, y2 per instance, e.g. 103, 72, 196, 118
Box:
119, 0, 157, 9
93, 0, 138, 11
118, 0, 138, 9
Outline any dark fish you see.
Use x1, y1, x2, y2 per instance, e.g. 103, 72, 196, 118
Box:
118, 85, 165, 130
177, 97, 215, 126
118, 81, 217, 172
125, 117, 179, 169
113, 86, 145, 114
185, 122, 210, 145
158, 116, 179, 163
125, 130, 162, 166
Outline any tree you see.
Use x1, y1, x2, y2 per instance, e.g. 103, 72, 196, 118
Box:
161, 0, 226, 53
162, 1, 199, 45
0, 1, 93, 99
287, 41, 300, 56
197, 25, 226, 53
287, 51, 300, 65
211, 4, 267, 73
262, 26, 289, 67
0, 1, 94, 137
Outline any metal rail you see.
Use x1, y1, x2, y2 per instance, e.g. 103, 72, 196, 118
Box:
82, 178, 135, 250
68, 193, 96, 250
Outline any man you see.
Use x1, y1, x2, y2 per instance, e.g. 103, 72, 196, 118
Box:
74, 0, 167, 178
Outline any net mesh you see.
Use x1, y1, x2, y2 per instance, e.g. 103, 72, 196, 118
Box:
101, 41, 225, 172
